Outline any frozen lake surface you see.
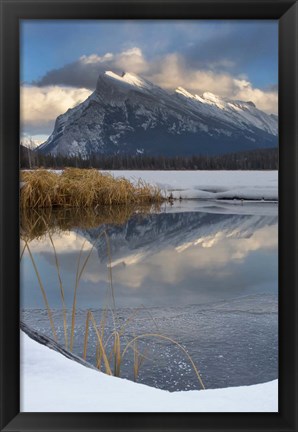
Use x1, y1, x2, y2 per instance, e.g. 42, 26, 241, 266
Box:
22, 294, 277, 392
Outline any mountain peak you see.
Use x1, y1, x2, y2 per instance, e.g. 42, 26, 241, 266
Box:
101, 70, 152, 90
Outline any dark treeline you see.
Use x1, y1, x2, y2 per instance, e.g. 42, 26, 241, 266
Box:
20, 145, 278, 170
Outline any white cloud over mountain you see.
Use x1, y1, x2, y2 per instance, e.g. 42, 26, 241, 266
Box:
21, 86, 92, 135
21, 47, 277, 136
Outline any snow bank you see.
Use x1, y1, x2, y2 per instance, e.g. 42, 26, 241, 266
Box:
20, 332, 278, 412
105, 170, 278, 201
160, 200, 277, 216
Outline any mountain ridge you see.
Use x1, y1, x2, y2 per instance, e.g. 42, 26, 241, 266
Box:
38, 71, 278, 159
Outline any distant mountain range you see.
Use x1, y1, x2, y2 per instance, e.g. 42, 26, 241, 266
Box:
37, 71, 278, 158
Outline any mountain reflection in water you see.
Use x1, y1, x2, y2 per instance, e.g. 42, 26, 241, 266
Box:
20, 203, 278, 391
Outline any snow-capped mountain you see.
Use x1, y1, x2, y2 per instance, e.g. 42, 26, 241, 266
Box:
38, 71, 278, 158
21, 136, 45, 149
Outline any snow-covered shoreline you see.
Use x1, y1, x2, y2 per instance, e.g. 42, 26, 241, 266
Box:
22, 170, 278, 202
105, 170, 278, 202
21, 331, 278, 413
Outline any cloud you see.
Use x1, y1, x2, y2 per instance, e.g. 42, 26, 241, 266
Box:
22, 46, 277, 136
36, 47, 148, 89
21, 232, 93, 254
232, 79, 278, 114
145, 52, 277, 114
34, 48, 278, 115
146, 53, 235, 96
20, 85, 92, 135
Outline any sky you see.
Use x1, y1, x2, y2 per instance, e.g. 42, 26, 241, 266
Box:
20, 20, 278, 143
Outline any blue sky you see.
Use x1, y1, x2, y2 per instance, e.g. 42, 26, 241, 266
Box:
20, 20, 278, 139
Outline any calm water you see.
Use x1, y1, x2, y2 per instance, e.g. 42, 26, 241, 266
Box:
20, 202, 278, 391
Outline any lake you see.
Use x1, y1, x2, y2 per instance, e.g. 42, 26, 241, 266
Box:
20, 201, 278, 392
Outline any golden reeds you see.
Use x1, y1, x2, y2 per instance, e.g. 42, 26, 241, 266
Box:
69, 230, 106, 352
48, 231, 68, 349
122, 334, 205, 390
22, 240, 58, 342
20, 169, 164, 209
82, 310, 206, 389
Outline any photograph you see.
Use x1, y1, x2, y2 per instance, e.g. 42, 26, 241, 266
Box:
19, 19, 278, 413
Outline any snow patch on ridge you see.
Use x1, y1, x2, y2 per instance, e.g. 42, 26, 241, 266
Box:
176, 87, 195, 99
105, 71, 152, 90
175, 87, 278, 136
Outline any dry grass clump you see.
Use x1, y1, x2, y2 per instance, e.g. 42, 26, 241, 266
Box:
21, 170, 58, 208
20, 169, 164, 209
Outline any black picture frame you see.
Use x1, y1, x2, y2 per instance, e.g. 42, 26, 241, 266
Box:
0, 0, 297, 431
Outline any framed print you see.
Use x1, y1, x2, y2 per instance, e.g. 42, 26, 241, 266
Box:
0, 0, 297, 431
